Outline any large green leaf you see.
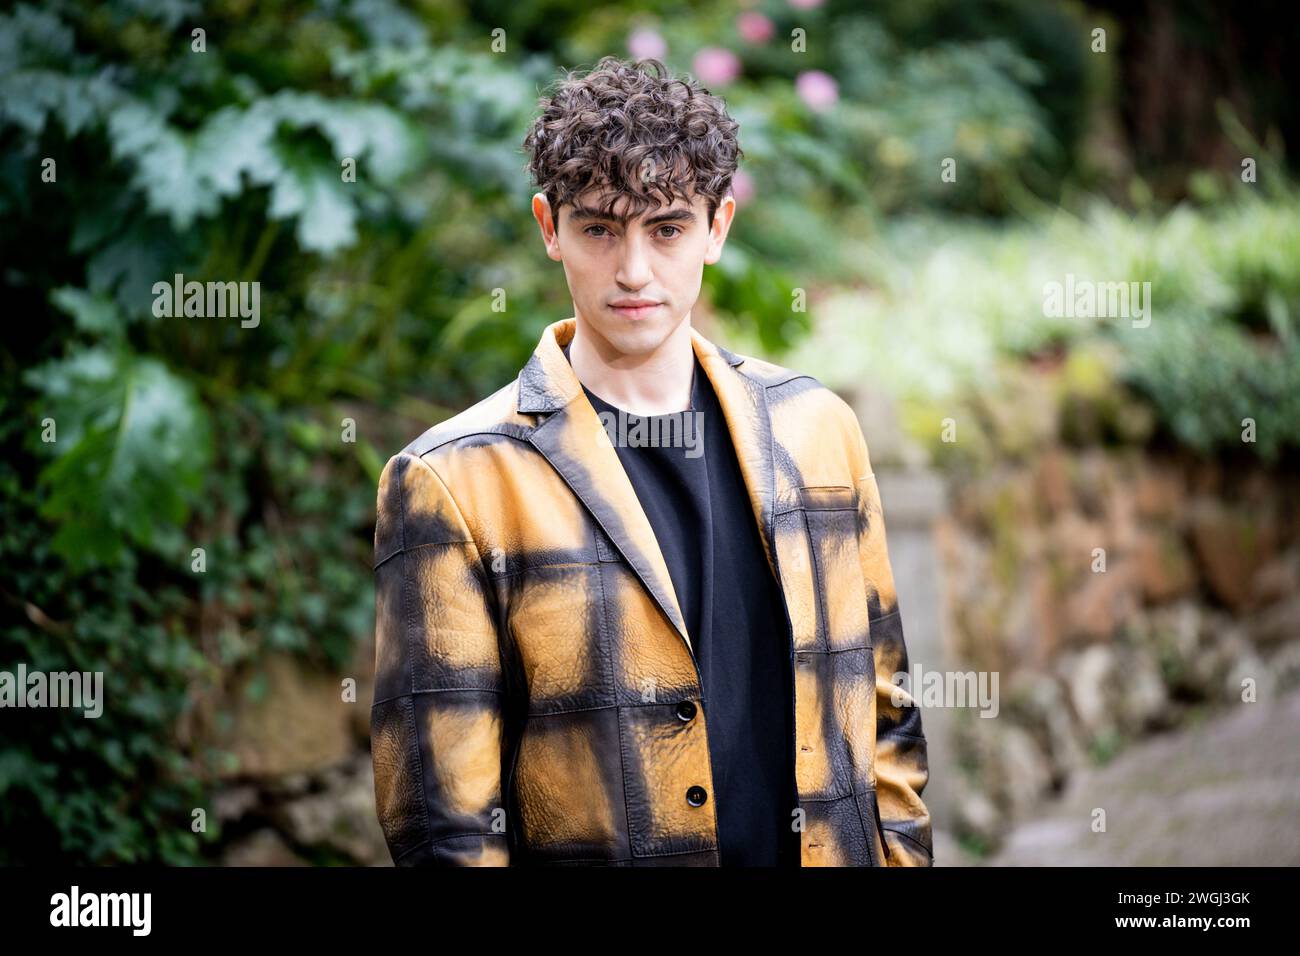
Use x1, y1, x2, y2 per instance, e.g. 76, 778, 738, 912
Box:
23, 344, 213, 570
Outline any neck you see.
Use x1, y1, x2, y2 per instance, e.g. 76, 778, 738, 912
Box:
568, 312, 695, 415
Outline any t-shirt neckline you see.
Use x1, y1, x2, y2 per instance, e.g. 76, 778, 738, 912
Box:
564, 341, 700, 417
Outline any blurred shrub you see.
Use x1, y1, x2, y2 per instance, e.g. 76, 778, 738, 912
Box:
787, 185, 1300, 466
567, 0, 1092, 216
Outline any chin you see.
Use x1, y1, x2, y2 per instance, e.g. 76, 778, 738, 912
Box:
591, 310, 679, 356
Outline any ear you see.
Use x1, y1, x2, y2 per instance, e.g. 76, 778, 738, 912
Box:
533, 192, 563, 262
703, 194, 736, 265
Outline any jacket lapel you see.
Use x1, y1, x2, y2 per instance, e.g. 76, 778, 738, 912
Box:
518, 317, 782, 658
690, 327, 781, 583
520, 317, 691, 651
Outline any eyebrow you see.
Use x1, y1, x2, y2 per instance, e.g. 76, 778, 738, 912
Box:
567, 204, 698, 227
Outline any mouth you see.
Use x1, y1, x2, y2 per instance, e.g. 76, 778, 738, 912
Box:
609, 301, 662, 318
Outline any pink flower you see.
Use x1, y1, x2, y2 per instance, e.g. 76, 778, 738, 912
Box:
628, 28, 667, 61
730, 169, 755, 207
692, 47, 742, 87
795, 69, 838, 111
737, 12, 775, 44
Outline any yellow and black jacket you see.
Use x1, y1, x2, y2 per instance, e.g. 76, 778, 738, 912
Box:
370, 317, 933, 866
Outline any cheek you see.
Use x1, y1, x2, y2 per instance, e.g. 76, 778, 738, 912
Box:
664, 246, 705, 295
561, 253, 600, 293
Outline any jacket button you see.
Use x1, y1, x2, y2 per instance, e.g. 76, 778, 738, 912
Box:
686, 786, 707, 807
675, 700, 697, 721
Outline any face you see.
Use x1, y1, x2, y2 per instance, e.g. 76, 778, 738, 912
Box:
533, 185, 736, 357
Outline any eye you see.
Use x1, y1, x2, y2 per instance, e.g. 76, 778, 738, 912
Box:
584, 225, 611, 238
657, 225, 682, 239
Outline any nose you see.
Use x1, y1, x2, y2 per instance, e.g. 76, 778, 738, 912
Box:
614, 230, 654, 289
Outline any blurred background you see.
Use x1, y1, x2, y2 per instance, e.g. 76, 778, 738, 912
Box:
2, 0, 1298, 865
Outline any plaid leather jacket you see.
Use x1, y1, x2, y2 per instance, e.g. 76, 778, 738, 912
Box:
370, 317, 934, 866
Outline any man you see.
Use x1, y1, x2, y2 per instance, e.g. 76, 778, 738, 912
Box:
370, 56, 933, 867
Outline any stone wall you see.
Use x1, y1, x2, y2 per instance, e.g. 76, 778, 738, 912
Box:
204, 645, 389, 865
932, 446, 1300, 855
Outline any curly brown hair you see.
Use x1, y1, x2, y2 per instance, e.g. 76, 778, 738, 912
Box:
522, 55, 743, 226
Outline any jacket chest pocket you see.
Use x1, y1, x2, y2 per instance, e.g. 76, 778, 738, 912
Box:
798, 485, 872, 652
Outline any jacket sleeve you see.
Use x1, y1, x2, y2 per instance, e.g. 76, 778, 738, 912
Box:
370, 451, 511, 866
849, 421, 935, 867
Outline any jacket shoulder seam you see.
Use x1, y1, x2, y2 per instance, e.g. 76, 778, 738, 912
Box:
404, 422, 534, 458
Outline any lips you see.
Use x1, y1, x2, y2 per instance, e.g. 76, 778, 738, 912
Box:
610, 301, 662, 318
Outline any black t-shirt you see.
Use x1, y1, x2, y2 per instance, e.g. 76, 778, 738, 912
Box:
565, 343, 799, 866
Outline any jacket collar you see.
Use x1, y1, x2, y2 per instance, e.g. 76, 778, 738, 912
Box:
516, 316, 746, 414
520, 317, 779, 655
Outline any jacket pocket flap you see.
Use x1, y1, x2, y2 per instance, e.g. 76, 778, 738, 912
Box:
798, 485, 856, 511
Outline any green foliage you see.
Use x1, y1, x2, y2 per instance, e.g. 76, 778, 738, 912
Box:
1122, 308, 1300, 461
25, 347, 211, 570
787, 185, 1300, 466
567, 0, 1089, 216
0, 0, 552, 863
24, 289, 213, 570
0, 404, 213, 864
